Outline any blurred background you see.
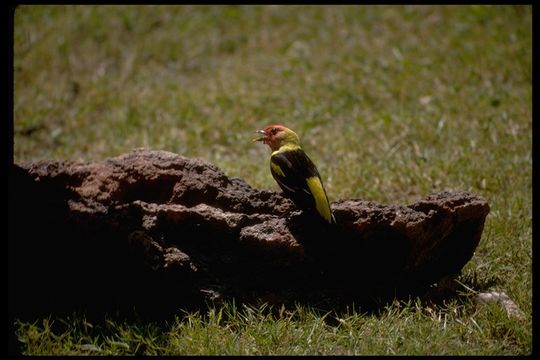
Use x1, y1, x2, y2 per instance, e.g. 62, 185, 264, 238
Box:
14, 5, 530, 204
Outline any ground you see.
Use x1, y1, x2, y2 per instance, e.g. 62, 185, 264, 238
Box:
12, 5, 531, 355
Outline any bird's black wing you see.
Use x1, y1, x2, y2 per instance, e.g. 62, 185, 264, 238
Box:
270, 149, 321, 207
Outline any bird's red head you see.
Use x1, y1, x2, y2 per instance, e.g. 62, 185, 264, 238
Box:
253, 124, 299, 151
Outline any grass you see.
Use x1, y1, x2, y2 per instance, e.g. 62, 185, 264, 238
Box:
12, 5, 531, 355
13, 300, 531, 355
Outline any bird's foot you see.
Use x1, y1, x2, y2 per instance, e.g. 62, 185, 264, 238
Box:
285, 209, 303, 223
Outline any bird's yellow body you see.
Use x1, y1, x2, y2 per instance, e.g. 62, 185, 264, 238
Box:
306, 176, 333, 224
254, 125, 335, 224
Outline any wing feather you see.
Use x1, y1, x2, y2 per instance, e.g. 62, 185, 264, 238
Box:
270, 149, 334, 223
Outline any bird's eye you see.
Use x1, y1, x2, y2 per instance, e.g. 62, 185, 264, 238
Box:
271, 128, 278, 134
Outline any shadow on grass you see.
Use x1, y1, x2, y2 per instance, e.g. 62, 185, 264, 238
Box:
10, 273, 497, 356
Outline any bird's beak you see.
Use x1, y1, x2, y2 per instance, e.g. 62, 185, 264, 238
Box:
252, 129, 267, 142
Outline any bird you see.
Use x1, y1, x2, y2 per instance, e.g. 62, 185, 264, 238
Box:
253, 124, 335, 224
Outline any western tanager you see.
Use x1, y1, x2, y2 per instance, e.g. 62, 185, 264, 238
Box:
253, 124, 335, 224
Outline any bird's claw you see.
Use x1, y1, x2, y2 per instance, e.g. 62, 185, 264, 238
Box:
285, 209, 303, 223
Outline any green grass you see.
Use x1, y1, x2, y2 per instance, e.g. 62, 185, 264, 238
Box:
13, 5, 531, 355
14, 300, 531, 355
